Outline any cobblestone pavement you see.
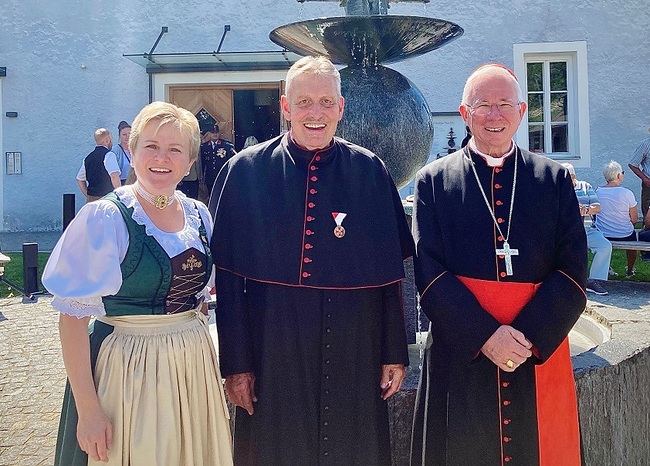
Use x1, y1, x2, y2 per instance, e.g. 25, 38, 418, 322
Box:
0, 282, 648, 465
0, 297, 65, 466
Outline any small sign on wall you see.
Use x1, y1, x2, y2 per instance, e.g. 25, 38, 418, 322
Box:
5, 152, 22, 175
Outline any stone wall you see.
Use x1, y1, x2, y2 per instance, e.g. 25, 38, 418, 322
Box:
387, 347, 650, 466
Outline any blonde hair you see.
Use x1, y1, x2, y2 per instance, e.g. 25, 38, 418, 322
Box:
94, 128, 111, 144
129, 101, 200, 161
285, 56, 341, 99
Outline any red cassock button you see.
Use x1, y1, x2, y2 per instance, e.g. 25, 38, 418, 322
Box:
310, 166, 317, 171
504, 457, 512, 462
302, 272, 310, 278
315, 156, 321, 161
309, 202, 315, 208
500, 272, 507, 277
305, 243, 313, 249
497, 218, 504, 223
496, 200, 503, 206
310, 189, 317, 194
498, 235, 504, 241
502, 382, 510, 387
307, 216, 314, 221
503, 400, 511, 406
304, 258, 312, 263
495, 183, 502, 189
503, 436, 511, 443
503, 418, 511, 425
495, 168, 501, 173
311, 176, 318, 182
306, 230, 313, 235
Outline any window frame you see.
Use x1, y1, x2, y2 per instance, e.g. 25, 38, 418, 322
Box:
514, 41, 590, 167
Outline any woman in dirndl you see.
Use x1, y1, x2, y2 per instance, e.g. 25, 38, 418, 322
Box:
43, 101, 233, 465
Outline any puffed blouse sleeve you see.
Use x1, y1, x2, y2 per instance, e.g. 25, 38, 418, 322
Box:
42, 200, 129, 318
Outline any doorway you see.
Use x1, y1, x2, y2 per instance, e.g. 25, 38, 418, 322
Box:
169, 83, 283, 152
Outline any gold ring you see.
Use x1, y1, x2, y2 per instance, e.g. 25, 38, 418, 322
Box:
506, 359, 514, 369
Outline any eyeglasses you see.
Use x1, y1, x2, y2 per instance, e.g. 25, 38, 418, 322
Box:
466, 101, 522, 116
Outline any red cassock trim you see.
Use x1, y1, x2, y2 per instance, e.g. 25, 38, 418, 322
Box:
457, 276, 581, 466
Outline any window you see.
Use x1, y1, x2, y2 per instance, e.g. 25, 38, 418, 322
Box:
514, 42, 590, 166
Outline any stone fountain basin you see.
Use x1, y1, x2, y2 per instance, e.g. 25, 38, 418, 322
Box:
269, 16, 463, 65
568, 309, 611, 356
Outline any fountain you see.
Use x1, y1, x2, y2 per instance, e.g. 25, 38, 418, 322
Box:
270, 0, 463, 187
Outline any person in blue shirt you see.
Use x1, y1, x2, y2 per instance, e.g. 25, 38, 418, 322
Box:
563, 163, 612, 295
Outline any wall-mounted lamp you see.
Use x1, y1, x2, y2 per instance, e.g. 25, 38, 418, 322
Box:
0, 67, 6, 77
5, 112, 18, 118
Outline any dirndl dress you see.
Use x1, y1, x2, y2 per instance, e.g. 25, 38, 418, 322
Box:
45, 190, 233, 466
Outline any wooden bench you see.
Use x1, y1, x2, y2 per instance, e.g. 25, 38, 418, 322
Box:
610, 240, 650, 251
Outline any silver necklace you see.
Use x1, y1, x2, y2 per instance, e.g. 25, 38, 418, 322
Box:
134, 183, 175, 210
466, 149, 519, 276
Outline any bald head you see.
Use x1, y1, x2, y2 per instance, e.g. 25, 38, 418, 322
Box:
461, 64, 523, 106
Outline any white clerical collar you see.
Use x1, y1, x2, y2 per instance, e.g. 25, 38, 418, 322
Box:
470, 140, 516, 167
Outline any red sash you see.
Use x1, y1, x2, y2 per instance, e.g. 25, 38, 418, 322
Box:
458, 276, 581, 466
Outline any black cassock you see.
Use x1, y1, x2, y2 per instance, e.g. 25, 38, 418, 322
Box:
210, 134, 414, 465
410, 147, 587, 466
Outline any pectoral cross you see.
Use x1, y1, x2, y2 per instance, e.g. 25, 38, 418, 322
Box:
496, 241, 519, 276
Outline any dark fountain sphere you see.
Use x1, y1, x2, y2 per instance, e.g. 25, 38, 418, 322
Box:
337, 65, 433, 188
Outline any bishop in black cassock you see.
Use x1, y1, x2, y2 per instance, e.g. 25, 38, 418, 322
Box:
410, 64, 587, 466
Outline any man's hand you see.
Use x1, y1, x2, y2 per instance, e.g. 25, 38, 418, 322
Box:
225, 372, 257, 415
380, 364, 406, 400
481, 325, 533, 372
77, 405, 113, 463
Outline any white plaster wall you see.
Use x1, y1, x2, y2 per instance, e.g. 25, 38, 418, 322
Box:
0, 0, 648, 230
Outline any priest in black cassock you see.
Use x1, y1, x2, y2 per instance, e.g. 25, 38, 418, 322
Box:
209, 56, 414, 465
410, 64, 587, 466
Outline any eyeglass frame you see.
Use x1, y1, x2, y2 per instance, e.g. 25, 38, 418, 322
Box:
464, 100, 523, 116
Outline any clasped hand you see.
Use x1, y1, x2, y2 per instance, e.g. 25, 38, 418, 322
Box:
481, 325, 533, 372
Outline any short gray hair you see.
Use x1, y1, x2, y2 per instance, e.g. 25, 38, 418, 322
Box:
285, 56, 341, 98
603, 160, 623, 182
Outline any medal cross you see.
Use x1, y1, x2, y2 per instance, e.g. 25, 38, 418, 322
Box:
496, 241, 519, 276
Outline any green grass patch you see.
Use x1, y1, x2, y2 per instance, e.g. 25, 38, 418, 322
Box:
0, 252, 50, 298
600, 249, 650, 282
0, 249, 645, 299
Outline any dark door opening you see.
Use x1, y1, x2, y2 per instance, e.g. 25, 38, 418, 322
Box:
233, 89, 281, 151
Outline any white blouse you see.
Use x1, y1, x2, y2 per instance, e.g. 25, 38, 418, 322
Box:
42, 186, 214, 318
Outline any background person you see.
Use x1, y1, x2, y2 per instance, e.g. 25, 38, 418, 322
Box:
200, 124, 236, 201
111, 121, 132, 185
595, 161, 639, 277
210, 56, 413, 466
76, 128, 121, 202
44, 102, 232, 466
242, 135, 259, 149
628, 126, 650, 221
562, 163, 612, 295
410, 64, 586, 466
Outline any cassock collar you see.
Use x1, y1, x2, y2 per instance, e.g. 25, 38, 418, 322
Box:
469, 140, 516, 167
285, 132, 337, 168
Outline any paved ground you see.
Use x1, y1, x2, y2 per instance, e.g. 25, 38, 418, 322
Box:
0, 281, 648, 465
0, 297, 65, 466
